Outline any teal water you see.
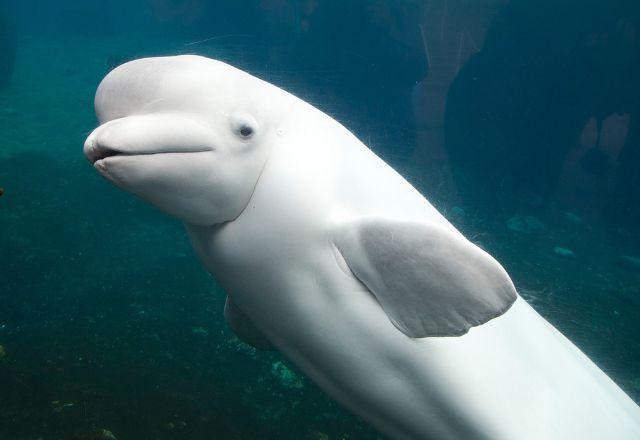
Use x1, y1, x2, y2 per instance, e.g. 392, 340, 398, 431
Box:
0, 1, 639, 439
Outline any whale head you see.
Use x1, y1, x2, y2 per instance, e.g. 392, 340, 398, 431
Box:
84, 55, 283, 226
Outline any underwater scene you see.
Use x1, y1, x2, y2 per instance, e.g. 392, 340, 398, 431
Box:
1, 0, 639, 439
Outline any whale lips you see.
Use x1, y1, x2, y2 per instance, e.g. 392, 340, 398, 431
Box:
86, 143, 121, 164
84, 141, 215, 165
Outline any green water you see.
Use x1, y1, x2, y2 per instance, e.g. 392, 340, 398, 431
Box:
0, 35, 380, 439
1, 1, 639, 439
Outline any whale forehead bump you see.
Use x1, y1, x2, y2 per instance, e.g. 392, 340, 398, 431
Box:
84, 55, 292, 226
95, 55, 279, 123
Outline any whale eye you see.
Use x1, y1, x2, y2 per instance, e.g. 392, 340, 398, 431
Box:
239, 125, 253, 138
231, 113, 258, 141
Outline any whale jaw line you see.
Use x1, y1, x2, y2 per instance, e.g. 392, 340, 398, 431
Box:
86, 143, 213, 165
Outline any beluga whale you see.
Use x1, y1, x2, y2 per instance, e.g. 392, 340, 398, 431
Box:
84, 55, 640, 439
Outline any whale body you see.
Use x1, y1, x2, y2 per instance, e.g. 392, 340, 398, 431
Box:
84, 55, 640, 439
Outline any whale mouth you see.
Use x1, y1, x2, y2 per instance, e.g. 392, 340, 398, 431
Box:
88, 145, 121, 164
87, 143, 212, 165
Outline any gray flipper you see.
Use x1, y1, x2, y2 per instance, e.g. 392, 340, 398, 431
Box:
335, 217, 517, 338
224, 297, 274, 350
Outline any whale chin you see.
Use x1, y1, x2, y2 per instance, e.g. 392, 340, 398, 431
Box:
91, 151, 215, 191
89, 151, 245, 226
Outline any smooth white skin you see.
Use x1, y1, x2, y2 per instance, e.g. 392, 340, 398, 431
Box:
86, 55, 640, 439
84, 56, 277, 225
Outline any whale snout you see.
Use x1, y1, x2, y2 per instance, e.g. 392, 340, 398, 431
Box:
83, 122, 134, 167
83, 114, 218, 168
84, 135, 120, 164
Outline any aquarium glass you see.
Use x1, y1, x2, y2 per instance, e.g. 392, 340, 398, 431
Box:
0, 1, 638, 438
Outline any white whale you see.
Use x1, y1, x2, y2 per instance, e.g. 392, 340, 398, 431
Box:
84, 55, 640, 439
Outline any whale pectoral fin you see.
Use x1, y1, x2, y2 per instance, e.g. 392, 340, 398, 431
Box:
335, 218, 517, 338
224, 296, 275, 350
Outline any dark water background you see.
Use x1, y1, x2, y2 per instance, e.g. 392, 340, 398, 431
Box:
0, 1, 639, 439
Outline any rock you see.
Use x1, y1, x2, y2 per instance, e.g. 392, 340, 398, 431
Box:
271, 361, 304, 389
191, 326, 208, 336
51, 400, 75, 413
96, 429, 118, 440
618, 255, 640, 272
581, 147, 611, 176
507, 215, 545, 233
71, 428, 118, 440
553, 247, 575, 258
76, 429, 118, 440
229, 337, 257, 358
